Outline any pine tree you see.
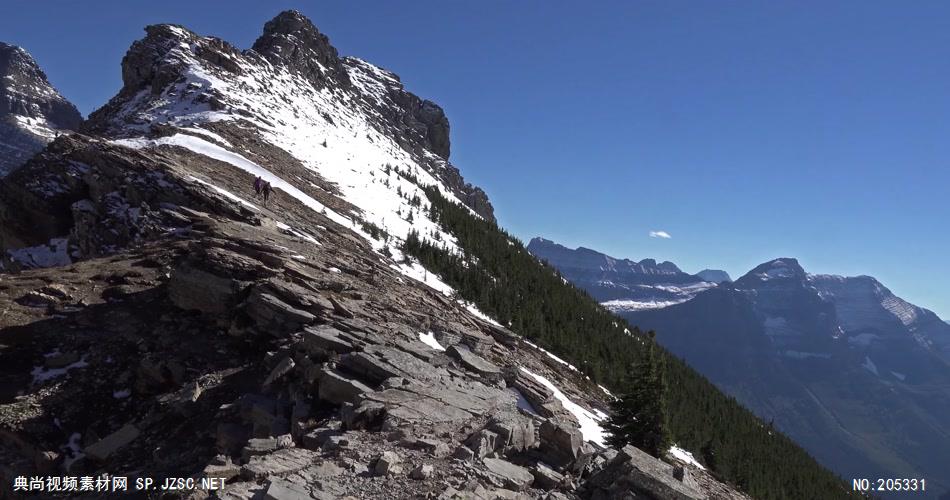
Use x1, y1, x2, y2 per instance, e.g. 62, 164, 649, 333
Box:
604, 334, 672, 457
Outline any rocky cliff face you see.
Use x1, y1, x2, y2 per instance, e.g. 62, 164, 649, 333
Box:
0, 12, 739, 500
526, 237, 718, 311
0, 42, 82, 175
627, 259, 950, 498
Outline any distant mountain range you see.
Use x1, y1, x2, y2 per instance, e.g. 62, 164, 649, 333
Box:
529, 239, 950, 498
526, 237, 728, 312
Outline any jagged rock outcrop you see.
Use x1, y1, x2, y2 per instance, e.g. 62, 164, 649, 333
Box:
251, 10, 351, 91
0, 42, 82, 175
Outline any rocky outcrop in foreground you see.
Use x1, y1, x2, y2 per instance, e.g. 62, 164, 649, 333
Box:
0, 201, 735, 499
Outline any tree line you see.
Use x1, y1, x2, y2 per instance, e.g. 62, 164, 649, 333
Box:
402, 186, 862, 500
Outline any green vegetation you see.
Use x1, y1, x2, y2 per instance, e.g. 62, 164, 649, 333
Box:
404, 186, 861, 500
604, 333, 672, 457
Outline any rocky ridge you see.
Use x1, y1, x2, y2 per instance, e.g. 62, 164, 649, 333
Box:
0, 42, 82, 175
0, 11, 744, 500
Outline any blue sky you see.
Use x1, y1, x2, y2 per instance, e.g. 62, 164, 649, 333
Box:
2, 1, 948, 318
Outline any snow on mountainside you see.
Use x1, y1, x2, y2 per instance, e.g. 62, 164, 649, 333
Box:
11, 12, 489, 281
526, 236, 719, 311
808, 273, 950, 363
0, 42, 82, 175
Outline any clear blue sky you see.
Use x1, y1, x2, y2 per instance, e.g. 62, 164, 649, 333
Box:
2, 1, 948, 318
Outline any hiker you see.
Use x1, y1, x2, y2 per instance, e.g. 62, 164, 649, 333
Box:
254, 176, 263, 197
262, 181, 272, 206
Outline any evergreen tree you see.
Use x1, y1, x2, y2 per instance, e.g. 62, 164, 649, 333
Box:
605, 334, 672, 457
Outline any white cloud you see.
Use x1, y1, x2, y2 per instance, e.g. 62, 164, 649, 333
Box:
649, 230, 672, 239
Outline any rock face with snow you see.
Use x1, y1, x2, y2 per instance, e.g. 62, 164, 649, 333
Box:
527, 237, 718, 311
627, 258, 950, 497
0, 42, 82, 175
0, 12, 742, 499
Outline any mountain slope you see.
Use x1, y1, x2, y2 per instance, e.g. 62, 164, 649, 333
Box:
627, 259, 950, 498
526, 237, 720, 311
0, 42, 82, 175
0, 11, 755, 500
409, 194, 861, 499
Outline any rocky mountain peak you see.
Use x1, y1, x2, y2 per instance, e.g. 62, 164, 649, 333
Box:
0, 42, 81, 127
0, 42, 82, 175
251, 10, 350, 90
696, 269, 731, 283
734, 257, 807, 288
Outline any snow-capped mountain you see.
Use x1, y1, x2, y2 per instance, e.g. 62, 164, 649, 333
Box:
526, 237, 722, 311
628, 257, 950, 497
1, 12, 492, 270
0, 42, 81, 175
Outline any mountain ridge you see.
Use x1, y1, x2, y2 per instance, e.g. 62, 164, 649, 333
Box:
0, 42, 82, 175
526, 236, 723, 311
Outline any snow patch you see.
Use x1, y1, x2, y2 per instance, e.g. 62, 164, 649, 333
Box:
862, 356, 879, 376
391, 261, 455, 296
519, 366, 606, 446
524, 340, 579, 373
418, 331, 445, 352
670, 445, 706, 470
460, 301, 502, 327
32, 357, 88, 384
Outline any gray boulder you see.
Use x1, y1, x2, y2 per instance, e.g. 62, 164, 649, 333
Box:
583, 445, 705, 500
487, 413, 537, 453
374, 450, 403, 476
539, 421, 584, 468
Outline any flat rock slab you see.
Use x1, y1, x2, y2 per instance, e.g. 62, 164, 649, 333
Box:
483, 457, 534, 491
447, 345, 501, 376
264, 477, 311, 500
361, 378, 506, 426
340, 345, 443, 385
84, 423, 140, 461
241, 447, 318, 480
302, 325, 356, 354
318, 369, 373, 405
